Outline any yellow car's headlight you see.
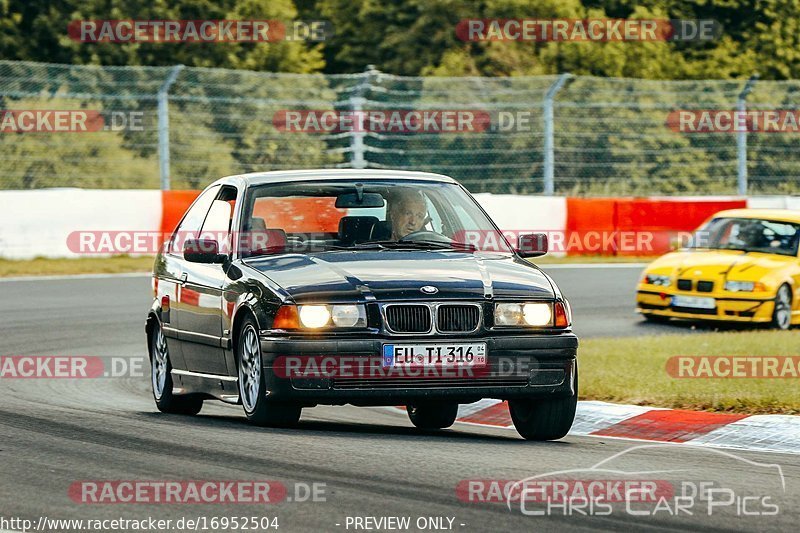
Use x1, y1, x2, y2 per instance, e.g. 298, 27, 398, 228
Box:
644, 274, 671, 287
724, 281, 766, 292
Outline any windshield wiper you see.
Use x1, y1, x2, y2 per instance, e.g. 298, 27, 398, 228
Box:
324, 242, 390, 251
325, 240, 477, 252
397, 239, 478, 252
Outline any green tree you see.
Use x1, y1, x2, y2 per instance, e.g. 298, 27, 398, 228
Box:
2, 0, 323, 73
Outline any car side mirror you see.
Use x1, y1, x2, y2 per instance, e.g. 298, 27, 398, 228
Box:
517, 233, 548, 258
184, 238, 226, 264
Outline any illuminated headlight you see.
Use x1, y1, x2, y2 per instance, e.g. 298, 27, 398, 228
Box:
725, 281, 755, 292
644, 274, 671, 287
494, 302, 553, 327
298, 304, 366, 328
298, 305, 331, 328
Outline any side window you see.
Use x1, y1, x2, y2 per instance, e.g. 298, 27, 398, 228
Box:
169, 185, 220, 254
199, 187, 238, 253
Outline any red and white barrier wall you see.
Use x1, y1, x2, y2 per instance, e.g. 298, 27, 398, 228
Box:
0, 189, 797, 259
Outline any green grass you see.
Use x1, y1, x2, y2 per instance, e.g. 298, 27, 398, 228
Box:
0, 256, 155, 277
580, 330, 799, 415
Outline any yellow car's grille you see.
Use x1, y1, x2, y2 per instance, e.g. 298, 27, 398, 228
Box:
697, 281, 714, 292
677, 279, 715, 292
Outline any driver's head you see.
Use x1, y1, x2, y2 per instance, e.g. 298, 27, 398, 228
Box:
388, 188, 427, 240
738, 221, 764, 246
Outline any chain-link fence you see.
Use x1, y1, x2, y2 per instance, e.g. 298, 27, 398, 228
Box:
1, 60, 799, 195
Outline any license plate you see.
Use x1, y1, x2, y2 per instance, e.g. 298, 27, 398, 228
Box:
671, 295, 716, 309
382, 343, 487, 368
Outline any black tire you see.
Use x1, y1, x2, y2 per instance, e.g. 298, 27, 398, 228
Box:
150, 322, 203, 415
509, 370, 578, 441
643, 313, 670, 324
771, 284, 793, 331
407, 402, 459, 429
237, 317, 301, 427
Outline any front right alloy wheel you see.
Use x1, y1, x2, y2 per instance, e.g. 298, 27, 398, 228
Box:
237, 317, 301, 427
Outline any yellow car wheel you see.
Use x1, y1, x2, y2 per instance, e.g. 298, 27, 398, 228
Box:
771, 284, 793, 331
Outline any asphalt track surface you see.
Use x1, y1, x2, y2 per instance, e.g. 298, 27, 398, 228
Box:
1, 266, 798, 532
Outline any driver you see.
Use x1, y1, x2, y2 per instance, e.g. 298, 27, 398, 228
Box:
736, 221, 766, 248
387, 188, 428, 240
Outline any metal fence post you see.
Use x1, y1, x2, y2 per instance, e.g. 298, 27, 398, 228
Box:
158, 65, 185, 190
348, 65, 378, 169
349, 95, 367, 169
737, 74, 759, 196
543, 73, 572, 195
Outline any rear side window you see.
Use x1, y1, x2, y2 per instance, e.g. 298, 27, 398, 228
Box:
169, 185, 220, 253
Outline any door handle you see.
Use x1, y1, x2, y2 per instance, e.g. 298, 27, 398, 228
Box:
180, 272, 188, 285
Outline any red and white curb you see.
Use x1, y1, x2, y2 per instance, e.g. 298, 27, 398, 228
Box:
394, 400, 800, 454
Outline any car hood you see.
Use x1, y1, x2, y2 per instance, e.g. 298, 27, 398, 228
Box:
646, 249, 795, 282
244, 251, 555, 303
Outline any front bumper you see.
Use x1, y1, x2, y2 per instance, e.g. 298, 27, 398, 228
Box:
258, 334, 578, 405
636, 288, 775, 322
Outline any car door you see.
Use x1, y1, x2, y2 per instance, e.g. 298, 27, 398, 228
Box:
176, 186, 237, 375
163, 185, 220, 370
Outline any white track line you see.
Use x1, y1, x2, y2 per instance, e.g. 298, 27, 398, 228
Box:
0, 272, 151, 283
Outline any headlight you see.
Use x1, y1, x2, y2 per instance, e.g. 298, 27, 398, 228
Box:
724, 281, 764, 292
644, 274, 671, 287
298, 305, 331, 328
288, 304, 367, 329
494, 302, 553, 327
331, 304, 362, 327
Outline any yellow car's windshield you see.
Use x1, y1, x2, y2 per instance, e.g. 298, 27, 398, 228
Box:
693, 217, 800, 256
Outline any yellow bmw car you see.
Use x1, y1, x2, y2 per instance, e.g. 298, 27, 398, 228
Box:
636, 209, 800, 330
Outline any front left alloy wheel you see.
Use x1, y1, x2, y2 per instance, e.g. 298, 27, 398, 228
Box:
237, 317, 301, 427
771, 284, 793, 330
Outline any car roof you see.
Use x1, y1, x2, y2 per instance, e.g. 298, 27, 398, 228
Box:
711, 208, 800, 224
212, 169, 458, 188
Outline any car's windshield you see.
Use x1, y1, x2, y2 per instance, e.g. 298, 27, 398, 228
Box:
237, 179, 514, 256
691, 217, 800, 257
